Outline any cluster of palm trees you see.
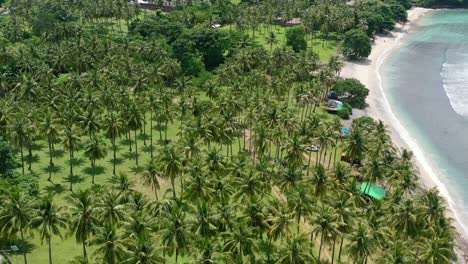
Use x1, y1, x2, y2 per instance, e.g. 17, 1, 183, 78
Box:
0, 0, 459, 263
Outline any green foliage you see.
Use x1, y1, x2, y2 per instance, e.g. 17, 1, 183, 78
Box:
129, 15, 184, 43
342, 29, 371, 60
333, 78, 369, 109
337, 108, 350, 120
31, 0, 79, 40
285, 26, 307, 52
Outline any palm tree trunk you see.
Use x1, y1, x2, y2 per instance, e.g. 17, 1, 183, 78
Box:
134, 130, 139, 167
175, 249, 178, 264
328, 150, 333, 169
143, 113, 147, 147
113, 138, 117, 175
318, 232, 324, 261
48, 139, 53, 181
307, 151, 312, 176
82, 241, 88, 263
128, 131, 132, 153
27, 141, 32, 172
92, 159, 96, 184
20, 227, 28, 264
331, 238, 336, 264
338, 237, 344, 262
150, 111, 154, 159
20, 144, 25, 175
48, 236, 52, 264
171, 177, 176, 198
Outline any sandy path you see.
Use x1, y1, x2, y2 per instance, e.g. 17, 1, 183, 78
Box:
341, 7, 468, 262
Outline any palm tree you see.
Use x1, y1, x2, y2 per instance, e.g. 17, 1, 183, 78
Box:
62, 124, 81, 191
124, 234, 163, 264
84, 137, 108, 184
104, 112, 125, 175
67, 189, 100, 263
91, 222, 128, 264
309, 164, 332, 198
415, 238, 456, 264
31, 194, 67, 264
161, 208, 190, 264
344, 126, 368, 164
141, 159, 161, 200
97, 190, 127, 226
345, 222, 376, 264
223, 225, 258, 263
9, 116, 31, 175
266, 31, 278, 51
159, 145, 183, 198
0, 192, 35, 264
40, 113, 61, 181
309, 204, 341, 261
126, 101, 143, 167
278, 232, 315, 264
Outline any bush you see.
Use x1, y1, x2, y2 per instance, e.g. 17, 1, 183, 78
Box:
285, 26, 307, 52
338, 108, 351, 120
342, 29, 371, 60
333, 78, 369, 109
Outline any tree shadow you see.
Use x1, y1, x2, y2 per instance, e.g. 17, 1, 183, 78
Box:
138, 133, 149, 142
27, 154, 40, 164
50, 149, 65, 158
82, 165, 105, 176
44, 183, 66, 195
141, 145, 153, 153
122, 152, 137, 161
30, 142, 45, 152
63, 174, 85, 185
41, 164, 63, 175
108, 157, 124, 166
67, 158, 85, 167
154, 124, 167, 132
120, 138, 132, 146
0, 238, 35, 256
129, 166, 143, 174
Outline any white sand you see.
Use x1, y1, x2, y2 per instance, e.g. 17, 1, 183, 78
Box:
341, 7, 468, 261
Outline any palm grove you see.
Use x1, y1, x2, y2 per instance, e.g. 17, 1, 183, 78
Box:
0, 0, 458, 263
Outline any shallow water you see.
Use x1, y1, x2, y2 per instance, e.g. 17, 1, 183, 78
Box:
383, 10, 468, 232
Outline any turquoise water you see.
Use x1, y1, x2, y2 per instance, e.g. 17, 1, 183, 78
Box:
383, 10, 468, 232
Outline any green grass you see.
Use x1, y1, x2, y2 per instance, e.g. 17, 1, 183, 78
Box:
221, 23, 339, 62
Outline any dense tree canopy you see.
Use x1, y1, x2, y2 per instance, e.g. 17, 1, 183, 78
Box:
0, 0, 459, 263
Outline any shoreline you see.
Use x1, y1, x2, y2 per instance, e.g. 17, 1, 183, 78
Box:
340, 7, 468, 260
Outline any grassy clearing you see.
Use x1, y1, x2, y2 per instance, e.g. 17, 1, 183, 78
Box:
221, 23, 340, 62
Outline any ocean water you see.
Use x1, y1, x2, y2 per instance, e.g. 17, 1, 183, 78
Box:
382, 10, 468, 234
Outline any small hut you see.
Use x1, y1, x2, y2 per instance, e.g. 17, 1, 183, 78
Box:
360, 182, 386, 200
286, 18, 301, 26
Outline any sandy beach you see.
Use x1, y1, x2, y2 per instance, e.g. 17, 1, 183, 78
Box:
340, 7, 468, 262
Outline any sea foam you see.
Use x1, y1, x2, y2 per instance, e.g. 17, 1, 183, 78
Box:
441, 51, 468, 118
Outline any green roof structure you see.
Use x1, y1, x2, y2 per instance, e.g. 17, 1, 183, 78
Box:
360, 182, 386, 200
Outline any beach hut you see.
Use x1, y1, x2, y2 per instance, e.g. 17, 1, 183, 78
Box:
360, 182, 386, 200
211, 24, 222, 29
327, 99, 343, 112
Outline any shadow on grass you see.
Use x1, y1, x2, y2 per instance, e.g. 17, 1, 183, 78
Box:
122, 152, 137, 161
120, 138, 132, 146
44, 183, 67, 195
41, 164, 63, 175
30, 142, 45, 151
27, 154, 40, 165
130, 166, 143, 174
0, 238, 35, 256
108, 157, 124, 166
63, 174, 85, 185
50, 149, 65, 158
67, 158, 85, 167
82, 165, 105, 176
141, 145, 153, 153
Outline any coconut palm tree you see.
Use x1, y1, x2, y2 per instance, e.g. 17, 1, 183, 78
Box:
141, 159, 161, 200
124, 234, 163, 264
126, 101, 143, 167
96, 190, 127, 226
345, 222, 376, 264
104, 111, 125, 175
31, 194, 67, 264
223, 225, 258, 263
84, 137, 108, 184
40, 113, 61, 181
309, 204, 341, 261
61, 124, 81, 191
415, 238, 456, 264
278, 232, 315, 264
91, 222, 128, 264
0, 192, 35, 264
158, 145, 183, 198
8, 116, 31, 175
67, 189, 100, 263
161, 208, 190, 264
